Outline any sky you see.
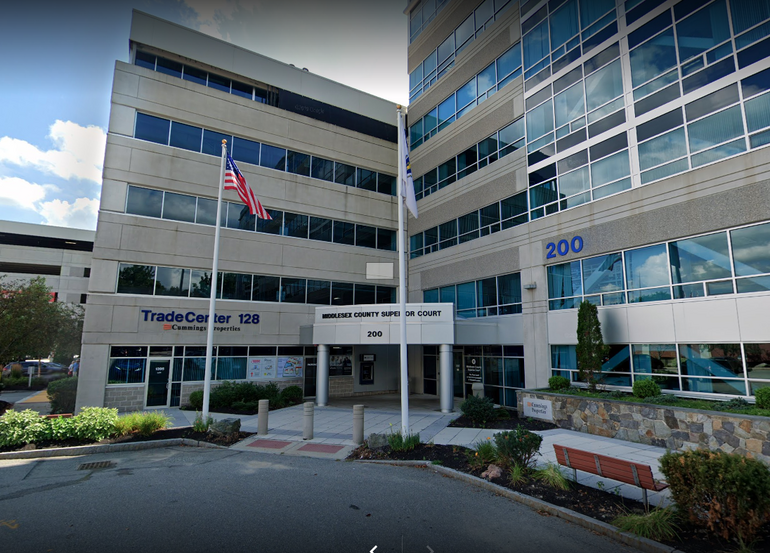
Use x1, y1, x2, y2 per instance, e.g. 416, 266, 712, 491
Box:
0, 0, 408, 231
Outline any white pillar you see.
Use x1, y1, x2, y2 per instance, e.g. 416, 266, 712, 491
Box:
439, 344, 454, 413
316, 344, 330, 407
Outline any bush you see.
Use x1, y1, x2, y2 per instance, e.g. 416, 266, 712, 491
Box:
231, 401, 260, 413
755, 387, 770, 410
0, 409, 51, 447
210, 381, 240, 409
467, 438, 497, 469
632, 379, 661, 399
47, 377, 78, 414
548, 375, 570, 391
613, 507, 680, 542
494, 426, 543, 470
115, 411, 170, 436
10, 364, 23, 379
460, 396, 497, 428
188, 391, 204, 410
387, 430, 420, 452
660, 449, 770, 542
533, 463, 570, 490
73, 407, 119, 442
193, 412, 213, 432
280, 385, 303, 405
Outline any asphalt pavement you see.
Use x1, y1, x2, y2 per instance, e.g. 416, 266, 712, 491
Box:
0, 446, 645, 553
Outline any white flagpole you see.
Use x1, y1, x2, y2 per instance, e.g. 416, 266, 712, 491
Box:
396, 106, 410, 436
202, 140, 228, 420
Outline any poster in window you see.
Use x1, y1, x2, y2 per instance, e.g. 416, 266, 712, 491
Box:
330, 355, 353, 376
247, 357, 277, 380
277, 356, 303, 378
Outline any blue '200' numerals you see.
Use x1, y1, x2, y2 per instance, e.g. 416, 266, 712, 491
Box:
546, 236, 583, 259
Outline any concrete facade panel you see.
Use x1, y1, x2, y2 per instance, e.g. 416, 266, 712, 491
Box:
672, 299, 741, 343
736, 295, 770, 342
100, 180, 128, 213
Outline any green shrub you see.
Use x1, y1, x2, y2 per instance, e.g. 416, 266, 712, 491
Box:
231, 401, 260, 413
260, 382, 280, 401
188, 391, 204, 410
494, 426, 543, 470
632, 379, 661, 399
192, 412, 213, 432
280, 385, 303, 405
467, 438, 497, 469
115, 411, 170, 436
533, 463, 570, 490
47, 377, 78, 414
509, 464, 528, 485
0, 409, 51, 447
73, 407, 118, 442
722, 397, 749, 411
210, 381, 239, 409
648, 394, 678, 405
613, 507, 680, 541
387, 430, 420, 452
49, 416, 76, 441
460, 395, 497, 427
269, 396, 286, 410
660, 449, 770, 542
755, 387, 770, 409
548, 375, 571, 391
10, 364, 22, 379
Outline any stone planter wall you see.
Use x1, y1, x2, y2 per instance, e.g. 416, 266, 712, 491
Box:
518, 391, 770, 464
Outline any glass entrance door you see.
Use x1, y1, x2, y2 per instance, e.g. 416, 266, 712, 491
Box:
147, 360, 170, 407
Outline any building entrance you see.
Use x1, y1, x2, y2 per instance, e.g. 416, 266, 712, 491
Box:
146, 359, 171, 407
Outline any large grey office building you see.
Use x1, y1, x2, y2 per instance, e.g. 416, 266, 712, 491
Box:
78, 1, 770, 412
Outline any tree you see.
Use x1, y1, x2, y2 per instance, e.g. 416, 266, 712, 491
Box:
0, 277, 84, 365
575, 300, 609, 391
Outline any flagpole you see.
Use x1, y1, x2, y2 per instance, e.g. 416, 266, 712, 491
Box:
202, 140, 228, 421
396, 106, 410, 436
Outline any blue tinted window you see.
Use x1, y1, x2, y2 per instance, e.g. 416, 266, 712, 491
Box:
232, 137, 260, 165
377, 228, 396, 251
260, 144, 286, 171
162, 192, 196, 223
202, 130, 230, 156
669, 232, 732, 283
581, 0, 614, 30
257, 210, 282, 235
731, 0, 770, 34
312, 157, 334, 181
287, 151, 310, 176
676, 0, 730, 63
126, 186, 162, 218
523, 19, 550, 70
550, 0, 578, 51
169, 122, 202, 152
207, 73, 230, 93
283, 213, 308, 239
231, 81, 252, 99
378, 174, 396, 196
135, 113, 169, 145
307, 280, 331, 305
335, 163, 356, 186
182, 66, 207, 86
309, 217, 332, 242
333, 221, 355, 245
358, 169, 376, 191
497, 43, 522, 81
156, 57, 182, 78
630, 28, 677, 87
457, 79, 477, 109
687, 106, 745, 152
135, 51, 155, 70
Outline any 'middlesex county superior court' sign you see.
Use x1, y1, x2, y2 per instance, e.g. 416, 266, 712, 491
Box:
312, 303, 454, 345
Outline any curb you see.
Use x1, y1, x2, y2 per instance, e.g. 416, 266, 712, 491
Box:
0, 438, 229, 460
356, 460, 683, 553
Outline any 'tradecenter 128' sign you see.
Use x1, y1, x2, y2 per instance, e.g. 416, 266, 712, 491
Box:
140, 309, 259, 333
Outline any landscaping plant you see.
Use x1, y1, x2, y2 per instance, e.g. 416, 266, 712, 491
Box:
387, 430, 421, 452
47, 376, 78, 414
460, 395, 497, 427
632, 379, 660, 399
755, 386, 770, 409
280, 385, 303, 405
193, 412, 214, 433
115, 411, 171, 436
533, 463, 570, 490
0, 409, 51, 447
613, 507, 681, 541
188, 390, 204, 410
575, 300, 609, 391
467, 438, 497, 469
548, 375, 570, 391
72, 407, 119, 441
493, 426, 543, 470
508, 463, 527, 485
659, 449, 770, 543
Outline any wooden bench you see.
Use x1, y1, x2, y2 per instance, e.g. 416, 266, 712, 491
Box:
44, 414, 72, 419
553, 444, 668, 508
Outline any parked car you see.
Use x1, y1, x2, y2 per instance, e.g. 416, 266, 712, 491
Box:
2, 361, 69, 382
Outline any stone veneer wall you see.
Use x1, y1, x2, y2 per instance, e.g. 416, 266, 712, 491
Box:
518, 391, 770, 464
104, 386, 145, 412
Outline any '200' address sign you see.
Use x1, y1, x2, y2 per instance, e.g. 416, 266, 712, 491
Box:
546, 236, 583, 259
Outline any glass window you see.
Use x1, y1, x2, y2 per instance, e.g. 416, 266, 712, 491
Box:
117, 264, 155, 295
547, 261, 582, 298
376, 286, 396, 304
688, 106, 745, 152
309, 217, 333, 242
333, 221, 355, 245
154, 267, 190, 297
227, 202, 255, 231
221, 272, 252, 301
676, 0, 730, 63
126, 186, 162, 218
439, 285, 455, 304
685, 84, 739, 122
630, 28, 677, 88
480, 203, 500, 229
232, 137, 260, 165
669, 232, 732, 284
356, 225, 377, 249
335, 163, 356, 186
456, 282, 476, 312
523, 19, 550, 70
169, 122, 201, 152
504, 358, 525, 388
424, 289, 439, 303
558, 166, 589, 197
582, 253, 624, 295
287, 151, 311, 176
355, 284, 376, 305
477, 63, 497, 96
307, 280, 331, 305
439, 221, 457, 249
585, 59, 623, 111
377, 228, 396, 251
457, 78, 477, 110
260, 144, 286, 171
231, 80, 252, 99
190, 270, 212, 298
599, 345, 632, 386
283, 212, 308, 238
731, 0, 770, 34
459, 212, 480, 239
550, 0, 579, 51
497, 273, 521, 306
215, 358, 247, 381
312, 157, 334, 181
526, 99, 554, 140
680, 344, 745, 378
182, 65, 207, 86
625, 244, 669, 289
590, 149, 629, 187
134, 51, 155, 70
134, 113, 169, 145
281, 278, 306, 303
207, 73, 230, 93
332, 282, 355, 305
357, 168, 377, 191
554, 83, 584, 128
378, 174, 396, 195
744, 92, 770, 133
108, 358, 146, 385
252, 275, 280, 302
731, 222, 770, 276
202, 130, 230, 156
499, 118, 525, 154
196, 197, 217, 226
455, 14, 474, 50
638, 128, 687, 170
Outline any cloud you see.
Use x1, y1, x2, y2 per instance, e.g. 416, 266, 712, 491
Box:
0, 176, 55, 211
38, 198, 99, 230
179, 0, 255, 40
0, 120, 106, 183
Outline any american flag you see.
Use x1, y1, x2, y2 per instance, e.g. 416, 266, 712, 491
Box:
224, 153, 271, 220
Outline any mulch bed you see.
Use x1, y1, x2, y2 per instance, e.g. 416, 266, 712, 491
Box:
0, 401, 11, 416
448, 411, 558, 431
348, 443, 770, 553
0, 427, 254, 453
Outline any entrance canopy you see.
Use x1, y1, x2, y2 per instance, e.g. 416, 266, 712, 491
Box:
311, 303, 454, 345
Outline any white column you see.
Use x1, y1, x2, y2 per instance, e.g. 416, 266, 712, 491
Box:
316, 344, 330, 407
439, 344, 454, 413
